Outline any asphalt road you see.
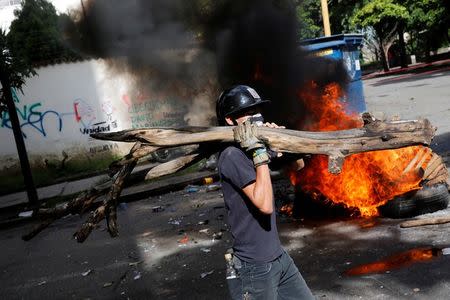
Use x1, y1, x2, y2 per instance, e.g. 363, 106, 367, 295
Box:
0, 69, 449, 300
364, 67, 450, 156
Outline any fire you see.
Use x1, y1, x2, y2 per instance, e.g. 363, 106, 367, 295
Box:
293, 81, 431, 217
345, 247, 440, 276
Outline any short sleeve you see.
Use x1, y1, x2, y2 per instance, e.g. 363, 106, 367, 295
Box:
219, 147, 256, 189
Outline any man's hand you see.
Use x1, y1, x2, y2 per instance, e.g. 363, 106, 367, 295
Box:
262, 122, 285, 159
233, 120, 270, 167
233, 120, 264, 150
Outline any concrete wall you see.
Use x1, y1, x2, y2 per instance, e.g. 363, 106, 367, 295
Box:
0, 59, 216, 171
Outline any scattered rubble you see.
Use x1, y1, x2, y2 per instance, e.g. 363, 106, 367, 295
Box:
185, 185, 200, 193
152, 206, 164, 213
133, 271, 141, 280
200, 270, 214, 278
178, 235, 189, 244
81, 269, 93, 277
18, 211, 33, 218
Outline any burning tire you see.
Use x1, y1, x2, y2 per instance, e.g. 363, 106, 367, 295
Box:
378, 184, 450, 219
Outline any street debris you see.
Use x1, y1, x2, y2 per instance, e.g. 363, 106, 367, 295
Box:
133, 270, 141, 280
203, 177, 214, 185
168, 218, 182, 225
185, 185, 200, 193
199, 228, 210, 234
178, 235, 189, 244
200, 270, 215, 278
212, 232, 223, 241
129, 261, 143, 266
103, 282, 113, 288
18, 211, 33, 218
198, 220, 209, 225
413, 288, 420, 292
206, 183, 222, 192
152, 205, 164, 213
200, 248, 211, 253
82, 269, 93, 277
37, 281, 47, 286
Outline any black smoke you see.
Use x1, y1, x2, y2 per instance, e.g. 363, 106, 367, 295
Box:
66, 0, 349, 128
200, 0, 349, 127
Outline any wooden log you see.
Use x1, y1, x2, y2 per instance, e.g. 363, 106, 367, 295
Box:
423, 154, 443, 178
400, 216, 450, 228
425, 173, 449, 187
105, 159, 138, 237
22, 188, 107, 241
145, 153, 200, 180
91, 116, 435, 174
73, 205, 106, 242
109, 144, 158, 176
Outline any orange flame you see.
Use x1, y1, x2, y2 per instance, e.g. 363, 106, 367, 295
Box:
293, 81, 430, 217
345, 247, 440, 276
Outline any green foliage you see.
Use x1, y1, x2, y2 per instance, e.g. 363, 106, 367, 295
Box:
405, 0, 449, 55
7, 0, 82, 67
0, 29, 36, 91
351, 0, 408, 29
329, 0, 366, 34
296, 0, 322, 39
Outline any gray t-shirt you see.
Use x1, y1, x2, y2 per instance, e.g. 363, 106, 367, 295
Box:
218, 146, 282, 263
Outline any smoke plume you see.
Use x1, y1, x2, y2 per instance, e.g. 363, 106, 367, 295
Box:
66, 0, 349, 128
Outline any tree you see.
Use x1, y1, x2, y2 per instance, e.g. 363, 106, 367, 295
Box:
351, 0, 409, 71
0, 29, 38, 207
329, 0, 365, 34
295, 0, 322, 39
405, 0, 449, 61
7, 0, 81, 67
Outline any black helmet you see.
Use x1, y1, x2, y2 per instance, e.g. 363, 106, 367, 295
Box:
216, 85, 270, 125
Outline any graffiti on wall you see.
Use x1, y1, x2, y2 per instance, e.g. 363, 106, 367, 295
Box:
0, 89, 119, 139
73, 98, 118, 135
1, 89, 65, 138
121, 94, 187, 128
89, 143, 118, 154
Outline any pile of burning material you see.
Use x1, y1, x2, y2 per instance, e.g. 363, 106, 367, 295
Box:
289, 81, 449, 219
22, 112, 444, 242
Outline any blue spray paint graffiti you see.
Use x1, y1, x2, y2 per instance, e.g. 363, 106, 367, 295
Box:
0, 89, 69, 138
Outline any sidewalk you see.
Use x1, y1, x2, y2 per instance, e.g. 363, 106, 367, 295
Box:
0, 163, 156, 210
362, 58, 450, 80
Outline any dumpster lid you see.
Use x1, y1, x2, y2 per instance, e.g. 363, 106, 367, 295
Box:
300, 34, 364, 51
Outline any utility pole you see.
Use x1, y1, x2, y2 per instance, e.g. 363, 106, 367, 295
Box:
320, 0, 331, 36
0, 74, 39, 209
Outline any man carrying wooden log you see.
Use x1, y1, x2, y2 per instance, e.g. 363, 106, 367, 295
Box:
216, 85, 314, 300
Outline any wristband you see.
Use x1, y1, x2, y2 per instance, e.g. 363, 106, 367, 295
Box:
252, 148, 270, 167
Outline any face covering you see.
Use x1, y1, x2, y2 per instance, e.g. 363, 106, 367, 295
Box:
248, 113, 264, 126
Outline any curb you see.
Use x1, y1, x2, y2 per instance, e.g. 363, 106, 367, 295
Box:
0, 170, 218, 231
362, 59, 450, 80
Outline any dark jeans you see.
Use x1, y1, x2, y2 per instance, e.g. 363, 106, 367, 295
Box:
227, 249, 314, 300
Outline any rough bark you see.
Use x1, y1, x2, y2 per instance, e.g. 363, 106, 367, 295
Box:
92, 115, 435, 174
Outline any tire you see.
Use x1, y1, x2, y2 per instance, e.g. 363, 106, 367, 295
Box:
378, 184, 450, 219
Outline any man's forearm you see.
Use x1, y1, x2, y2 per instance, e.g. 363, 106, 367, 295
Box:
252, 164, 274, 214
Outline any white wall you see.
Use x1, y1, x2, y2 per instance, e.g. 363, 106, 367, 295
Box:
0, 59, 206, 169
